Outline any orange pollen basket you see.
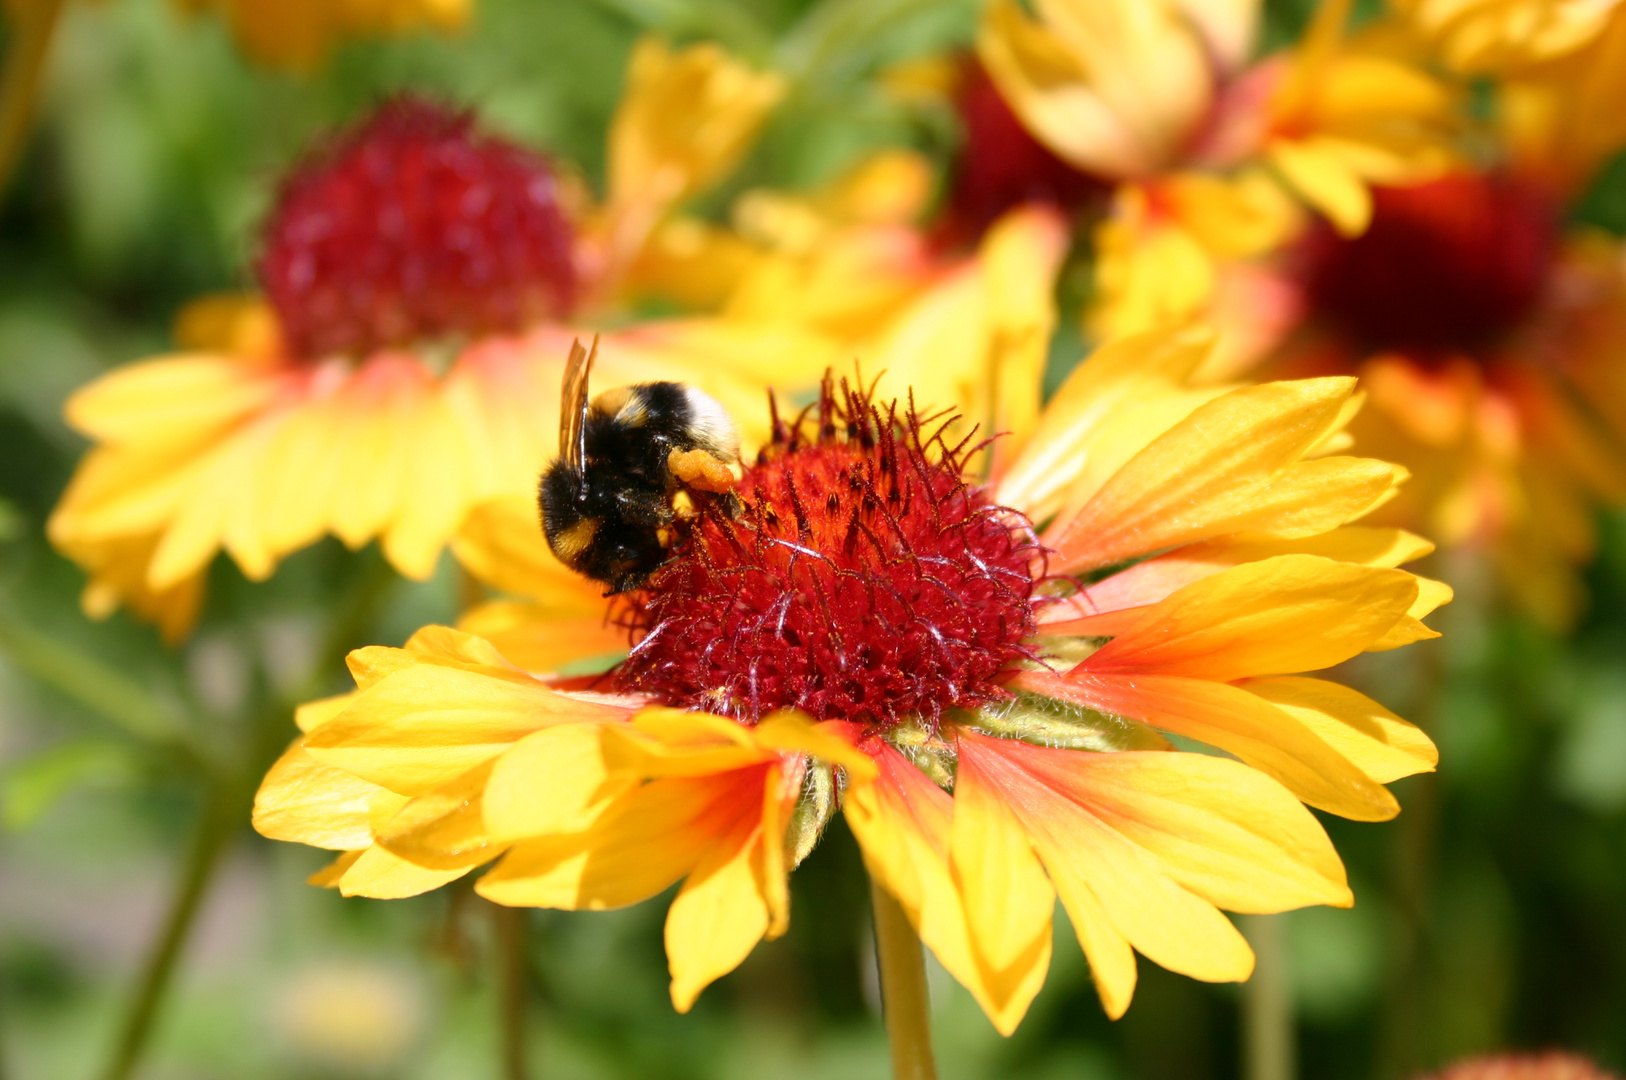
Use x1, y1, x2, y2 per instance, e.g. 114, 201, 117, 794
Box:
612, 379, 1045, 732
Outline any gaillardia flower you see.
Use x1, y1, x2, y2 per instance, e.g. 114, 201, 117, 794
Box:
48, 44, 792, 640
257, 325, 1444, 1026
975, 0, 1458, 352
1207, 4, 1626, 627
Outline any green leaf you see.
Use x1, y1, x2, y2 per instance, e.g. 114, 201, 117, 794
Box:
1, 740, 138, 830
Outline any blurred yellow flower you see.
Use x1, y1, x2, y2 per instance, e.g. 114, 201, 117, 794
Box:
1207, 11, 1626, 627
1393, 0, 1623, 72
976, 0, 1458, 345
258, 325, 1443, 1026
171, 0, 469, 69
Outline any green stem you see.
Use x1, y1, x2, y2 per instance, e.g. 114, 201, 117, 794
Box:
1375, 769, 1440, 1079
1241, 914, 1294, 1080
492, 903, 532, 1080
0, 0, 65, 197
870, 878, 937, 1080
100, 782, 238, 1080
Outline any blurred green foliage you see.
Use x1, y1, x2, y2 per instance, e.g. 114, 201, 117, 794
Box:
2, 1, 1626, 1079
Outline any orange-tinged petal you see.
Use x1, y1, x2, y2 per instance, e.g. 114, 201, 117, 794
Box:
950, 739, 1058, 973
1081, 555, 1420, 681
1239, 676, 1437, 784
303, 664, 629, 796
1045, 378, 1402, 573
960, 734, 1256, 991
483, 723, 631, 841
1024, 670, 1398, 820
1043, 526, 1435, 622
665, 763, 790, 1012
476, 769, 764, 909
841, 740, 1049, 1034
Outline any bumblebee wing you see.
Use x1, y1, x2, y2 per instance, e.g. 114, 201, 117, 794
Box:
559, 335, 598, 482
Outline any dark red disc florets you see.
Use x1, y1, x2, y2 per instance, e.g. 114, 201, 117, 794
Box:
613, 381, 1042, 731
1301, 171, 1559, 357
258, 96, 576, 359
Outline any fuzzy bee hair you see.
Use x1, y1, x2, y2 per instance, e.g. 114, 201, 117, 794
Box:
538, 337, 741, 594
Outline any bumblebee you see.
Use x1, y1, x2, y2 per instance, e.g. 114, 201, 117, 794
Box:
539, 337, 742, 593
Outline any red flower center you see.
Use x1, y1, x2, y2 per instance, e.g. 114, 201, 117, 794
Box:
258, 96, 576, 359
612, 382, 1042, 732
1301, 171, 1559, 358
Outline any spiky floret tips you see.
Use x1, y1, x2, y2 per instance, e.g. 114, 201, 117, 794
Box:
615, 375, 1044, 731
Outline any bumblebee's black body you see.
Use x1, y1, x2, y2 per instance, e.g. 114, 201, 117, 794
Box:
539, 339, 739, 593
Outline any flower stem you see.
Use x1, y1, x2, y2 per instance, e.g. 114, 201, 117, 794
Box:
492, 901, 532, 1080
1241, 913, 1295, 1080
870, 878, 937, 1080
0, 0, 65, 197
100, 781, 238, 1080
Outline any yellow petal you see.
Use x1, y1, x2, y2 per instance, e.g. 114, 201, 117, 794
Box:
1046, 379, 1403, 573
294, 692, 354, 733
63, 353, 282, 445
253, 744, 393, 850
976, 0, 1214, 177
1054, 526, 1435, 619
307, 849, 363, 888
979, 206, 1070, 474
966, 735, 1256, 990
950, 736, 1058, 973
303, 663, 627, 796
1267, 137, 1372, 236
607, 38, 785, 212
1239, 676, 1437, 784
1025, 671, 1399, 821
376, 761, 502, 870
483, 723, 630, 842
338, 844, 471, 899
664, 765, 787, 1012
477, 770, 762, 910
842, 741, 1049, 1034
382, 385, 472, 580
994, 323, 1222, 518
1083, 555, 1420, 680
